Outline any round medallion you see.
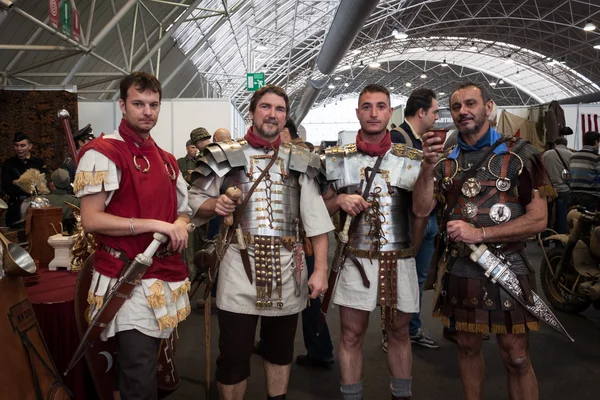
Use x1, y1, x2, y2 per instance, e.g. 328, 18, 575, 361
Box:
461, 202, 479, 219
441, 177, 453, 191
561, 169, 571, 182
461, 178, 482, 198
495, 178, 511, 192
489, 203, 512, 224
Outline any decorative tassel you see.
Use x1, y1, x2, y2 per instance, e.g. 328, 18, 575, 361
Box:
73, 171, 108, 192
512, 324, 526, 334
147, 280, 166, 309
177, 305, 191, 322
537, 185, 558, 200
491, 324, 508, 335
157, 315, 179, 330
526, 321, 540, 331
171, 281, 191, 302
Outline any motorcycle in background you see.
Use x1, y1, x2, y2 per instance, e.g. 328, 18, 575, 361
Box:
539, 207, 600, 314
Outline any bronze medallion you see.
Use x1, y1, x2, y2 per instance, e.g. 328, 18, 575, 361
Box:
462, 202, 479, 219
461, 178, 481, 198
503, 299, 512, 308
495, 178, 511, 192
442, 176, 453, 191
489, 203, 511, 224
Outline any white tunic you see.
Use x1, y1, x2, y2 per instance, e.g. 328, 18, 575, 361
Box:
189, 172, 334, 316
75, 131, 192, 340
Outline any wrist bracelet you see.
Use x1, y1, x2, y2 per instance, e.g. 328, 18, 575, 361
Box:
129, 217, 136, 236
481, 226, 486, 240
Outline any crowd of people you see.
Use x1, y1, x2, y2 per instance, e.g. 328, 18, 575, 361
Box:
2, 70, 599, 400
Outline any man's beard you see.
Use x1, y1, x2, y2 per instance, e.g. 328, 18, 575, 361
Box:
255, 120, 280, 138
456, 113, 486, 137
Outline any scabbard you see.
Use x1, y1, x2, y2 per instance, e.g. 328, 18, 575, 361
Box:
240, 248, 253, 284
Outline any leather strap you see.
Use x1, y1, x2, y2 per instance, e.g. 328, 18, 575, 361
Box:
345, 252, 371, 288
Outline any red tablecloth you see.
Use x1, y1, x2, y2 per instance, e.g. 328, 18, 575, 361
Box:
25, 268, 89, 400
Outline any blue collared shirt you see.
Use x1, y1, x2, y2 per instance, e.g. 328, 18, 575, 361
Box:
447, 127, 508, 159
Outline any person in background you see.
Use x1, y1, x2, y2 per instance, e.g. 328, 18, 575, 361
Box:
63, 124, 96, 182
1, 132, 47, 227
386, 88, 440, 350
177, 139, 198, 184
213, 128, 232, 143
46, 168, 80, 233
190, 127, 212, 158
569, 131, 600, 211
542, 136, 572, 234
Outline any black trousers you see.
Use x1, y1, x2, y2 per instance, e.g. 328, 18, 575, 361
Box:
116, 329, 161, 400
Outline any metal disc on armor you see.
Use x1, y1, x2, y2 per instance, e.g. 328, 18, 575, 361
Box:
461, 178, 481, 198
495, 178, 511, 192
441, 177, 453, 191
489, 203, 511, 224
461, 202, 479, 219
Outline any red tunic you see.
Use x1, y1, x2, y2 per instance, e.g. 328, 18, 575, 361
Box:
79, 121, 187, 282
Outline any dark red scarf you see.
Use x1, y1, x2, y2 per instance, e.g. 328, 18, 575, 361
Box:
118, 119, 177, 173
356, 129, 391, 157
244, 126, 282, 149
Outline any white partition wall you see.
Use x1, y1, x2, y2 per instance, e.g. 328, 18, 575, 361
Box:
78, 98, 245, 158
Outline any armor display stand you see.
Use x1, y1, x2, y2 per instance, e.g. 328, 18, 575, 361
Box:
47, 234, 74, 271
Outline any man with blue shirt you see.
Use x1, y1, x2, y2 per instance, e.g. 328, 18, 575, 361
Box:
387, 88, 440, 350
413, 82, 554, 400
569, 131, 600, 211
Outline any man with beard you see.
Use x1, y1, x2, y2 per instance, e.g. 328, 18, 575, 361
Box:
188, 85, 332, 400
413, 82, 554, 400
74, 72, 191, 399
321, 84, 423, 400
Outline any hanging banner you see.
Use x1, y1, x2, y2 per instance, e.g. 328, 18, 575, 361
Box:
48, 0, 59, 30
72, 9, 81, 43
60, 0, 72, 37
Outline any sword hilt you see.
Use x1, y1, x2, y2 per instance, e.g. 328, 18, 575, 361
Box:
339, 216, 352, 244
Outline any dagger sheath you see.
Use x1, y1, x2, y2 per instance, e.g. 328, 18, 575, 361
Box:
468, 243, 574, 342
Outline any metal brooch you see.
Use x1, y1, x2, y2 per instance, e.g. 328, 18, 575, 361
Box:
461, 178, 482, 198
462, 202, 479, 219
442, 177, 454, 191
489, 203, 511, 224
495, 177, 511, 192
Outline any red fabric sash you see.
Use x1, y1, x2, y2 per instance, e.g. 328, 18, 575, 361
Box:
78, 119, 186, 281
355, 129, 392, 157
244, 126, 282, 149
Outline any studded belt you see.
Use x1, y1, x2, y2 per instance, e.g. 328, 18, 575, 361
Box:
347, 247, 413, 259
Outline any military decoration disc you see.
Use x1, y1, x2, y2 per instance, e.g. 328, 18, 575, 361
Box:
461, 202, 479, 219
441, 177, 453, 191
495, 178, 511, 192
489, 203, 511, 224
461, 178, 481, 198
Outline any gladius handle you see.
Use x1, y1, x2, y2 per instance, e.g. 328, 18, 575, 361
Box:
223, 187, 242, 226
339, 216, 352, 244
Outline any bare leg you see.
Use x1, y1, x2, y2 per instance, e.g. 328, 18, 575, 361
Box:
386, 311, 412, 378
339, 306, 370, 384
497, 333, 538, 400
218, 381, 247, 400
456, 331, 485, 400
263, 360, 292, 397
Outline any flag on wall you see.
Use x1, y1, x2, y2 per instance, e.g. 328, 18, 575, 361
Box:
581, 113, 599, 142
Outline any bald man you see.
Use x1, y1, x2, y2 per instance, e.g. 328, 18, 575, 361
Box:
213, 128, 231, 143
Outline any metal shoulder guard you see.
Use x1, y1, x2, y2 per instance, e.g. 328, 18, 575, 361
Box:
192, 139, 248, 178
279, 142, 322, 179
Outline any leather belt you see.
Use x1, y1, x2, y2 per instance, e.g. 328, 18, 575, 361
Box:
449, 241, 525, 258
101, 244, 129, 264
347, 247, 413, 259
231, 234, 296, 251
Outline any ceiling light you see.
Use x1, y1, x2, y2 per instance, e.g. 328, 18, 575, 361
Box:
328, 84, 335, 89
334, 76, 342, 80
441, 59, 448, 67
405, 82, 412, 87
394, 31, 408, 40
594, 44, 600, 50
584, 22, 596, 31
505, 54, 514, 64
499, 79, 504, 84
490, 81, 497, 87
439, 92, 445, 95
339, 65, 351, 71
344, 83, 349, 87
469, 42, 477, 51
351, 49, 361, 55
420, 73, 427, 79
369, 61, 381, 68
389, 86, 395, 90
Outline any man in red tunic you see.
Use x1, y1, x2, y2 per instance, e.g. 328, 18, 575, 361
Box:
75, 72, 191, 399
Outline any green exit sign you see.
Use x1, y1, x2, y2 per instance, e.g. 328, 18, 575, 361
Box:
246, 72, 265, 91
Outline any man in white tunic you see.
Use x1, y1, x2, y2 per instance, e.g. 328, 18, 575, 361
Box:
188, 85, 333, 400
322, 84, 422, 400
75, 72, 191, 399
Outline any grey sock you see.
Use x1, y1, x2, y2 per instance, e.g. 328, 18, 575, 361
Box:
340, 380, 363, 400
390, 376, 412, 398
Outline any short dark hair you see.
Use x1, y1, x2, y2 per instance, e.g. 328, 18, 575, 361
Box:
554, 137, 568, 146
405, 88, 437, 117
583, 131, 600, 146
120, 71, 162, 102
358, 84, 390, 106
559, 126, 573, 136
450, 82, 491, 106
285, 118, 299, 139
249, 84, 289, 116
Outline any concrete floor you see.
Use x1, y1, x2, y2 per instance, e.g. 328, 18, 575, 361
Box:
168, 243, 600, 400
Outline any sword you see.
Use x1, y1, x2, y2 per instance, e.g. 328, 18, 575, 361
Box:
293, 218, 305, 297
467, 243, 574, 342
65, 224, 194, 375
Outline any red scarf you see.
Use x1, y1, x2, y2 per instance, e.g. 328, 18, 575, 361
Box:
356, 129, 391, 157
244, 126, 282, 149
118, 119, 177, 173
